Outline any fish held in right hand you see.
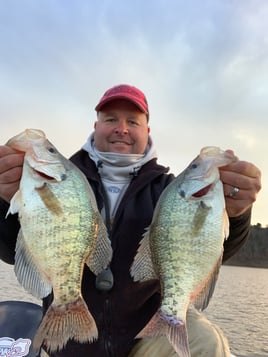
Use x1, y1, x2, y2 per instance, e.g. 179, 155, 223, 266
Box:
131, 146, 237, 357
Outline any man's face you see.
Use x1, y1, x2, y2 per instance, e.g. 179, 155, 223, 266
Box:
93, 99, 150, 154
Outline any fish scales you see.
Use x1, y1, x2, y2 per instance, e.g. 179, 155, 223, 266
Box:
131, 146, 237, 357
155, 184, 224, 313
6, 129, 113, 353
20, 168, 96, 305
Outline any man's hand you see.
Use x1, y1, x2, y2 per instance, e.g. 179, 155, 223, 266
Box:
0, 145, 24, 203
220, 153, 262, 217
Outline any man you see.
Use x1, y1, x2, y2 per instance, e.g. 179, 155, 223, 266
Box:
0, 84, 262, 356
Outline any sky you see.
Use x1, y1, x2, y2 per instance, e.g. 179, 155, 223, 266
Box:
0, 0, 267, 226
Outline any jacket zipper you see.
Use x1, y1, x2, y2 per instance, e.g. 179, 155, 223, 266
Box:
99, 183, 115, 356
103, 295, 114, 356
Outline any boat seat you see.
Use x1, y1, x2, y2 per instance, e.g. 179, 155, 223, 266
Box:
0, 300, 42, 357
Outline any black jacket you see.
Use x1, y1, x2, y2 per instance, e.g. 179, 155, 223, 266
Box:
0, 149, 251, 357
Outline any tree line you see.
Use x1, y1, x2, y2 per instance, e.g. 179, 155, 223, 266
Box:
225, 224, 268, 268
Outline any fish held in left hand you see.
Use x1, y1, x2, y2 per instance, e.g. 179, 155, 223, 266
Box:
130, 146, 238, 357
6, 129, 113, 353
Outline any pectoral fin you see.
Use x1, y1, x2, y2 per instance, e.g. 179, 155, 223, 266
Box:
6, 190, 23, 216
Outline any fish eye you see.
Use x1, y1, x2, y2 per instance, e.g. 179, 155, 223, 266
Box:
48, 146, 56, 153
191, 163, 198, 169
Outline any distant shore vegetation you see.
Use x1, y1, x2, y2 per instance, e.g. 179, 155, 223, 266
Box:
225, 224, 268, 268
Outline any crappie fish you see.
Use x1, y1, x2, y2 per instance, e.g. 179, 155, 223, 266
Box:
6, 129, 112, 353
130, 146, 238, 357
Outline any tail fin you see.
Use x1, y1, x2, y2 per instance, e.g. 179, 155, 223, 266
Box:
33, 297, 98, 353
137, 311, 190, 357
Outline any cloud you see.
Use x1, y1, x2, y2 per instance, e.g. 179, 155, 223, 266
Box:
0, 0, 267, 224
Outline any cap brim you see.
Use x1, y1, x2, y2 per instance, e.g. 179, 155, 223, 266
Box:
95, 95, 148, 114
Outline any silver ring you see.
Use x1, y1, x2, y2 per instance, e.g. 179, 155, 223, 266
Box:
229, 186, 239, 198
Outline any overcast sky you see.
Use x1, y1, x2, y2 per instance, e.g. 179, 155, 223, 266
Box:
0, 0, 267, 225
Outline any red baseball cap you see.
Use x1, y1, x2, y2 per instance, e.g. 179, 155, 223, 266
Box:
95, 84, 149, 115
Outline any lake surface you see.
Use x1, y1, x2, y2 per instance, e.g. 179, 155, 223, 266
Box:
0, 261, 267, 357
205, 265, 268, 357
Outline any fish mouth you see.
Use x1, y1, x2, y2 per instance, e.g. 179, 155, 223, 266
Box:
33, 168, 67, 181
180, 183, 213, 198
192, 184, 213, 197
34, 169, 56, 180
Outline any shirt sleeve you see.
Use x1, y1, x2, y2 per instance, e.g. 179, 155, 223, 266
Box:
223, 209, 252, 262
0, 199, 20, 264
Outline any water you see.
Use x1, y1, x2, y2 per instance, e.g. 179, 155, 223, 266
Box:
204, 265, 268, 357
0, 261, 267, 357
